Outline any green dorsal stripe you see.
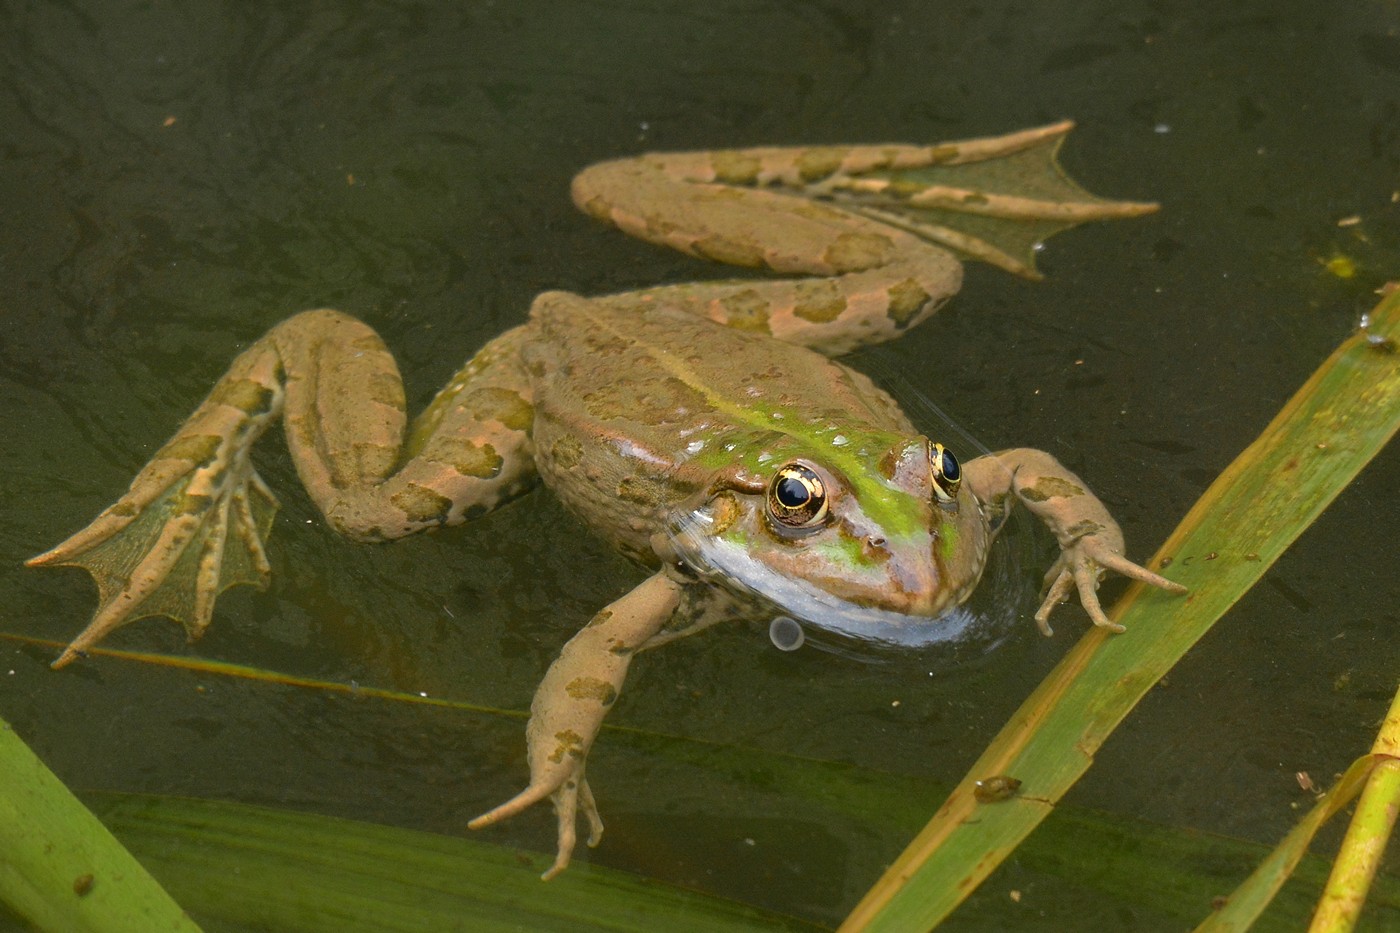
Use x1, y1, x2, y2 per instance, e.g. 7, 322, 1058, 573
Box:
582, 305, 925, 538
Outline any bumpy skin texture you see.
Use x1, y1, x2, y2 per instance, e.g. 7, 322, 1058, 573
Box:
29, 122, 1183, 878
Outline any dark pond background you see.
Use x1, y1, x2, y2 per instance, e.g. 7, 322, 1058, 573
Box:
2, 1, 1397, 929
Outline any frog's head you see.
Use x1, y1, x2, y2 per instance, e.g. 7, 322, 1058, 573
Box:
664, 433, 992, 646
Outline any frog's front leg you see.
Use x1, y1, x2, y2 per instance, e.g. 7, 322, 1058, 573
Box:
469, 571, 682, 880
964, 449, 1185, 635
28, 310, 536, 667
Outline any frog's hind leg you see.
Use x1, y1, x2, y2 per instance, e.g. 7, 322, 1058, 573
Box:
28, 344, 286, 668
28, 310, 535, 667
572, 122, 1155, 355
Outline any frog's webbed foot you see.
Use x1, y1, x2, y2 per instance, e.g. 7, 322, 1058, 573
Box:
468, 572, 682, 879
812, 121, 1158, 279
27, 347, 283, 668
1034, 535, 1186, 636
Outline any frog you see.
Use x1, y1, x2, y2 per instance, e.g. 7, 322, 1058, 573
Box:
28, 121, 1186, 879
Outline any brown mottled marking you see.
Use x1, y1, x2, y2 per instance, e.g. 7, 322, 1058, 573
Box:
709, 491, 741, 534
791, 200, 850, 223
718, 289, 772, 331
927, 143, 958, 163
792, 279, 848, 323
644, 215, 680, 241
796, 147, 848, 182
548, 729, 586, 764
580, 195, 612, 222
877, 446, 900, 481
289, 409, 319, 450
389, 483, 454, 523
823, 231, 895, 272
177, 492, 213, 515
465, 386, 534, 431
692, 234, 767, 268
349, 333, 388, 354
367, 371, 407, 410
565, 677, 619, 706
1064, 518, 1107, 539
586, 376, 709, 426
585, 609, 614, 628
886, 278, 933, 327
580, 330, 633, 357
422, 437, 503, 479
616, 476, 660, 507
158, 433, 222, 463
551, 435, 584, 470
209, 378, 275, 413
1020, 476, 1087, 501
711, 151, 762, 184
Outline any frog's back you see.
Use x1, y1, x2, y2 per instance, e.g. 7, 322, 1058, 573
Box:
521, 290, 914, 561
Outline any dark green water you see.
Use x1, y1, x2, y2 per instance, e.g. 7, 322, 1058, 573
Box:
1, 1, 1397, 929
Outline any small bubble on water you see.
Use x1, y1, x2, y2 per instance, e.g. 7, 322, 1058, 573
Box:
769, 615, 805, 652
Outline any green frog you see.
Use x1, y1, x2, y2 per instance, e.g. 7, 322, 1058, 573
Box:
29, 122, 1185, 878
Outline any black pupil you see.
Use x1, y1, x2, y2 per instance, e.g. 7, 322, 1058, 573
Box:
940, 448, 960, 481
775, 475, 811, 508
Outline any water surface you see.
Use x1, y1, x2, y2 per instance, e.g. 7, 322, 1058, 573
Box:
2, 1, 1397, 928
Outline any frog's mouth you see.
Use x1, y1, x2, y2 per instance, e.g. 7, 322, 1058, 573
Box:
666, 507, 981, 648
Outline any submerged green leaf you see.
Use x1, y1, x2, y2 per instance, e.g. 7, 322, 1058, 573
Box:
0, 716, 198, 932
86, 793, 817, 933
2, 627, 1388, 924
842, 287, 1400, 931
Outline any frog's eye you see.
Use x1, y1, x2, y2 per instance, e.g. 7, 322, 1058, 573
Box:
767, 464, 830, 530
928, 442, 961, 504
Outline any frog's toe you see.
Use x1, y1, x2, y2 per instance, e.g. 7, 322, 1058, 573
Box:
540, 774, 602, 881
470, 772, 604, 881
578, 776, 604, 848
1033, 569, 1075, 636
468, 782, 553, 830
1036, 538, 1187, 636
1090, 546, 1188, 595
30, 462, 279, 668
1070, 562, 1126, 634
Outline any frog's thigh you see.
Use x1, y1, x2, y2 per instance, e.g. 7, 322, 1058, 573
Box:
576, 162, 962, 354
270, 312, 535, 540
625, 244, 960, 356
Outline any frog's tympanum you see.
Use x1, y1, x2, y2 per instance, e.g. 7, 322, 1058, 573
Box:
30, 122, 1185, 878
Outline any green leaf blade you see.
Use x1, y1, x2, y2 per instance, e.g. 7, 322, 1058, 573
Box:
89, 793, 819, 933
842, 289, 1400, 931
0, 719, 200, 933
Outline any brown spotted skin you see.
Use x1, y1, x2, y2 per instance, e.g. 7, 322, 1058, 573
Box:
28, 124, 1182, 877
571, 155, 962, 356
523, 290, 917, 560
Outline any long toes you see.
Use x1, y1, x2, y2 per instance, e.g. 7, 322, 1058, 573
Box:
541, 781, 581, 881
1074, 569, 1125, 633
1093, 549, 1187, 594
578, 778, 604, 848
468, 782, 554, 830
1034, 571, 1075, 636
